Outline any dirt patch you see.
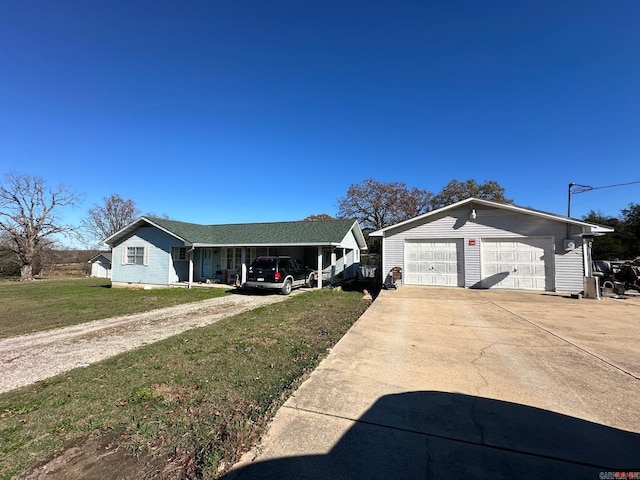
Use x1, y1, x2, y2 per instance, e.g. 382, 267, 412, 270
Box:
0, 291, 293, 394
16, 432, 169, 480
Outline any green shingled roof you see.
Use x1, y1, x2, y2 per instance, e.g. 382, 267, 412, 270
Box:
146, 217, 360, 246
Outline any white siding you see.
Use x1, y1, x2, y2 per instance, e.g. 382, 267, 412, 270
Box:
463, 240, 481, 287
555, 224, 585, 292
91, 260, 111, 278
381, 236, 405, 286
339, 230, 360, 250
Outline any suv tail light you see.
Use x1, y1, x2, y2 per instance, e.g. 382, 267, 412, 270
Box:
274, 271, 281, 281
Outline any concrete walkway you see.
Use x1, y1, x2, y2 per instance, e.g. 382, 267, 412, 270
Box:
226, 287, 640, 479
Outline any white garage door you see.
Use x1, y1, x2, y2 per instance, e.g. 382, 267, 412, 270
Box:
405, 240, 463, 286
481, 238, 553, 290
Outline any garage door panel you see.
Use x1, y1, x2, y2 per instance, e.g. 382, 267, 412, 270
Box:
481, 238, 553, 291
405, 273, 419, 283
484, 252, 499, 262
404, 239, 463, 287
419, 251, 432, 261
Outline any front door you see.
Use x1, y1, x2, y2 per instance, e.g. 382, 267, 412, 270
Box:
201, 249, 212, 278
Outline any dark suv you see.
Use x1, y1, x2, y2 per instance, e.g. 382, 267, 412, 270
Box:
246, 256, 316, 295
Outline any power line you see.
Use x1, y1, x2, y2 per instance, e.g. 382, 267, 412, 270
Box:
571, 180, 640, 194
567, 179, 640, 222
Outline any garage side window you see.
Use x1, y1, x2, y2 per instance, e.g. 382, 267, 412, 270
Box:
125, 246, 146, 265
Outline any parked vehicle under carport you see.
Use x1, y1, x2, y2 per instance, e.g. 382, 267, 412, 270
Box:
246, 256, 316, 295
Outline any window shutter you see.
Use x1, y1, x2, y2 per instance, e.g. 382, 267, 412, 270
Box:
144, 247, 149, 266
122, 246, 126, 265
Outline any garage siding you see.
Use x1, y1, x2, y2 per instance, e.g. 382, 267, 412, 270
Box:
555, 225, 585, 292
380, 205, 586, 292
381, 236, 405, 285
464, 241, 481, 288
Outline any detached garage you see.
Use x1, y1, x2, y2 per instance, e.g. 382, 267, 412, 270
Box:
370, 198, 613, 293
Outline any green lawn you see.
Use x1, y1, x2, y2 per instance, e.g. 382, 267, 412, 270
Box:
0, 283, 369, 479
0, 278, 229, 339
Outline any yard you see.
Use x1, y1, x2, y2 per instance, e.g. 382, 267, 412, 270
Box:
0, 277, 229, 339
0, 279, 370, 479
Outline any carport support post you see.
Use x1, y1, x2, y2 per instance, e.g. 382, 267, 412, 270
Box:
343, 248, 347, 278
188, 248, 194, 289
330, 248, 337, 285
241, 248, 247, 284
317, 246, 323, 289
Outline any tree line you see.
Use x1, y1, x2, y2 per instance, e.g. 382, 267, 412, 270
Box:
1, 171, 636, 280
583, 207, 640, 260
331, 178, 510, 230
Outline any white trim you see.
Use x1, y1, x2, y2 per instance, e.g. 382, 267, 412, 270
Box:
123, 245, 146, 266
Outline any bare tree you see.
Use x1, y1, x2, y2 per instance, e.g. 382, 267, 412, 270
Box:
430, 179, 511, 209
0, 172, 81, 280
81, 194, 140, 242
337, 178, 433, 230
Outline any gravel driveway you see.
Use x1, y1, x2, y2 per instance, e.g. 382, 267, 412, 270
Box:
0, 291, 293, 394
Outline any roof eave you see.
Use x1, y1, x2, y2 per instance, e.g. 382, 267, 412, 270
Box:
369, 197, 614, 235
192, 242, 346, 248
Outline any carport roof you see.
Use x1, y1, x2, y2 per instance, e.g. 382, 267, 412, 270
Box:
103, 217, 367, 249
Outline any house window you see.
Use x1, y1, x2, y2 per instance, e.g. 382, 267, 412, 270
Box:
172, 247, 188, 261
226, 248, 242, 270
126, 246, 145, 265
225, 247, 253, 270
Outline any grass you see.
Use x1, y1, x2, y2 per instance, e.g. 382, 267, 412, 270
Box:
0, 278, 229, 339
0, 287, 369, 479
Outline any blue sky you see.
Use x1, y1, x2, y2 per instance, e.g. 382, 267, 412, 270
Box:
1, 1, 638, 244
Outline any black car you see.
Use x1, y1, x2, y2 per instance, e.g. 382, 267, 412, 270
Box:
246, 256, 316, 295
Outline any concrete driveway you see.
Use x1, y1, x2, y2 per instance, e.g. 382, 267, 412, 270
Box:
227, 287, 640, 479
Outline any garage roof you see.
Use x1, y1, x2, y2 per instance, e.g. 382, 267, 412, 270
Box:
369, 197, 615, 236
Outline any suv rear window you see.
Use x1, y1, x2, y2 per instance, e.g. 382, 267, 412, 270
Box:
251, 258, 276, 269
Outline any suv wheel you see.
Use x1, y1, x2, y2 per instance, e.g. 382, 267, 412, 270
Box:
281, 279, 293, 295
307, 274, 316, 288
